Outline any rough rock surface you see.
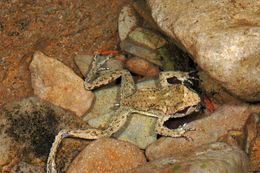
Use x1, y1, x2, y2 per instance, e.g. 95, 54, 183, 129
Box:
127, 142, 249, 173
67, 138, 147, 173
30, 51, 94, 117
147, 0, 260, 101
10, 162, 45, 173
0, 97, 88, 173
120, 40, 162, 66
128, 27, 167, 50
146, 102, 260, 160
118, 5, 140, 41
244, 113, 260, 171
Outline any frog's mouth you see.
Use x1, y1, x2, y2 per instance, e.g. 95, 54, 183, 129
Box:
163, 104, 202, 130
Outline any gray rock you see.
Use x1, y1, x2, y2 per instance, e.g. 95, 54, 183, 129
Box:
84, 80, 158, 149
0, 97, 88, 172
148, 0, 260, 101
120, 39, 162, 66
132, 0, 159, 29
74, 54, 93, 77
127, 142, 249, 173
118, 5, 140, 41
128, 27, 167, 50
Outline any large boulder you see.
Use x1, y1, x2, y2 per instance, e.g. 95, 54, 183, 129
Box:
147, 0, 260, 101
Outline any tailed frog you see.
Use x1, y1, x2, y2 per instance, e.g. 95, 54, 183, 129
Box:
47, 54, 201, 173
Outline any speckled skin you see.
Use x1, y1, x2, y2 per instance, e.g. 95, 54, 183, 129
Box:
47, 55, 201, 173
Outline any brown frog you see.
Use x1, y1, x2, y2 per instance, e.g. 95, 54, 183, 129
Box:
47, 54, 201, 173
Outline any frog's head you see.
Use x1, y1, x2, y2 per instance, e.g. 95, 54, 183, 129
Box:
182, 85, 201, 108
164, 84, 201, 115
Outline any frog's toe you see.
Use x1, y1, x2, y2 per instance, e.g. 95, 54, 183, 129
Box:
178, 123, 196, 132
181, 134, 194, 141
97, 54, 113, 68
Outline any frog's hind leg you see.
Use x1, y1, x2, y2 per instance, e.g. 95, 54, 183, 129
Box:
47, 128, 103, 173
84, 69, 134, 91
47, 108, 130, 173
155, 115, 194, 139
159, 71, 196, 88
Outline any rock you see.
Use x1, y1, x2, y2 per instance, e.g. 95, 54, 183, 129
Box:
157, 46, 176, 71
147, 0, 260, 101
0, 97, 88, 173
244, 113, 260, 171
120, 39, 162, 66
67, 138, 147, 173
198, 71, 239, 108
146, 102, 260, 160
74, 54, 93, 77
128, 27, 167, 50
10, 162, 45, 173
118, 5, 140, 41
132, 0, 159, 29
127, 142, 249, 173
126, 57, 160, 77
84, 80, 158, 149
30, 51, 94, 117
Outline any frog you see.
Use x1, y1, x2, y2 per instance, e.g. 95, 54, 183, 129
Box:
47, 54, 201, 173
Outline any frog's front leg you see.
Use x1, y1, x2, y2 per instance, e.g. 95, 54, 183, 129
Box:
85, 69, 136, 100
85, 54, 113, 82
155, 115, 194, 139
47, 107, 131, 173
159, 71, 196, 88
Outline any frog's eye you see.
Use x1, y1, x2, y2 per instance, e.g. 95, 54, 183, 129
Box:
166, 77, 182, 85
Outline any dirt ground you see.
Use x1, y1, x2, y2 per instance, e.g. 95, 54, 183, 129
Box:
0, 0, 132, 107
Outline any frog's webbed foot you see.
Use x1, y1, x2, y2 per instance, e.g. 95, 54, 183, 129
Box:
159, 71, 198, 88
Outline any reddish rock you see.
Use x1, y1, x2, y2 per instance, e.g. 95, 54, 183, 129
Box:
128, 142, 249, 173
30, 51, 94, 117
67, 138, 147, 173
126, 57, 160, 77
146, 102, 260, 160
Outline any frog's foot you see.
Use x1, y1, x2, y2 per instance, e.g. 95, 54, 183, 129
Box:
96, 54, 114, 72
159, 71, 198, 88
47, 128, 103, 173
176, 123, 196, 141
84, 54, 114, 84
